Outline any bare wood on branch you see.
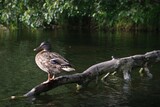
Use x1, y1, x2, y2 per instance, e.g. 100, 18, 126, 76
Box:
24, 50, 160, 97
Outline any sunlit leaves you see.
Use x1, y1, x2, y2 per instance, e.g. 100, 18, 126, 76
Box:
0, 0, 159, 30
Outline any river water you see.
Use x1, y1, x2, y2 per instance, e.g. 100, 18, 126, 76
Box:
0, 29, 160, 107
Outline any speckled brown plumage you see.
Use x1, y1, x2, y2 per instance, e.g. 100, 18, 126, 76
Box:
34, 41, 75, 82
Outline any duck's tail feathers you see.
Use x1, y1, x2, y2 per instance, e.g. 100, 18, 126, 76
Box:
61, 67, 75, 72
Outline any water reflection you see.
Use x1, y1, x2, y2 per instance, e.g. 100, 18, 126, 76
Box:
0, 29, 160, 107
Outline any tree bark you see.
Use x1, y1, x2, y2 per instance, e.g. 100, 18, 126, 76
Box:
24, 50, 160, 97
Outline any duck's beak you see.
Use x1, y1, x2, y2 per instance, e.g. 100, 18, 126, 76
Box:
33, 46, 41, 52
33, 48, 37, 51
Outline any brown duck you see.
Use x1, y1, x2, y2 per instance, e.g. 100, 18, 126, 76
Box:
34, 41, 75, 83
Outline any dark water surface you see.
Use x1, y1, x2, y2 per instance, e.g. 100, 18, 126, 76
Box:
0, 29, 160, 107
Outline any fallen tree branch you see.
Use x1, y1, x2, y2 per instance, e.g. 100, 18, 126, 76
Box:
24, 50, 160, 97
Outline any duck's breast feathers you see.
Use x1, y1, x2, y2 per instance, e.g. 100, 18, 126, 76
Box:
35, 51, 58, 72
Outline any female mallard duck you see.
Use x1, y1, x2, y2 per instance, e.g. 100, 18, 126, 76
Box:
34, 41, 75, 83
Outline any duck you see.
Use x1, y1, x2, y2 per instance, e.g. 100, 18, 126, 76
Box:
34, 41, 75, 83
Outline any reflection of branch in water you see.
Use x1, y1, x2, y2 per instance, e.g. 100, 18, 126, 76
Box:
102, 74, 132, 95
123, 82, 132, 95
102, 74, 123, 94
104, 85, 121, 95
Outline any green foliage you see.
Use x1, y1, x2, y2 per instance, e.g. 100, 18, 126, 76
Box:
0, 0, 159, 30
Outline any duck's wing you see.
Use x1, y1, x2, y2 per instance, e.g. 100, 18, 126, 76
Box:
50, 58, 71, 66
50, 52, 75, 72
50, 52, 69, 62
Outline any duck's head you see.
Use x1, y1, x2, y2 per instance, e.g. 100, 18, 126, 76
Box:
34, 41, 51, 52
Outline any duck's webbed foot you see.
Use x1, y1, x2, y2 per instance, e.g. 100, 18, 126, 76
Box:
42, 73, 54, 84
42, 80, 50, 84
